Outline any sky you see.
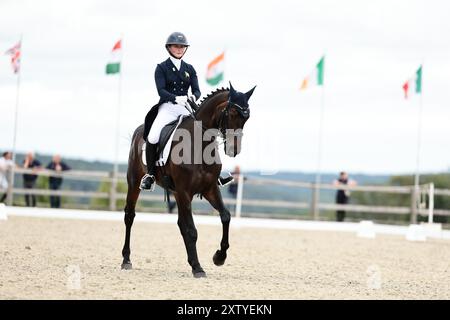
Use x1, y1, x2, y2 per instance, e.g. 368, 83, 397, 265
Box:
0, 0, 449, 175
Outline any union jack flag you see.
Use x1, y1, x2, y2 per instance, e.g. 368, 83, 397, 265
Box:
5, 42, 21, 74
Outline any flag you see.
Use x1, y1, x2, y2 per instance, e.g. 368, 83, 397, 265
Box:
301, 56, 325, 90
106, 40, 121, 74
206, 52, 224, 86
403, 66, 422, 99
5, 41, 21, 74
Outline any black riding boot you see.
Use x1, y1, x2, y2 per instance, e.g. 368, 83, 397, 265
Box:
218, 172, 234, 187
140, 142, 157, 191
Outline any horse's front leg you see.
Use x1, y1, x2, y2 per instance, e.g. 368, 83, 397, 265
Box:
121, 173, 141, 270
203, 186, 230, 266
174, 191, 206, 278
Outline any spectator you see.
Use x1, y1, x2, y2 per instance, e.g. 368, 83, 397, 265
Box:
333, 171, 357, 222
227, 165, 242, 199
167, 191, 176, 213
0, 151, 15, 203
46, 154, 71, 208
22, 152, 42, 207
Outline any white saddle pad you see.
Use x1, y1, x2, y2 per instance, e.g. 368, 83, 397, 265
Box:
142, 115, 185, 167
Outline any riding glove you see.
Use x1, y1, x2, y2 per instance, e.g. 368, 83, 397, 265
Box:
175, 95, 188, 105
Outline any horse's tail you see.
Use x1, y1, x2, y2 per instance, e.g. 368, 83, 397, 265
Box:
131, 124, 144, 143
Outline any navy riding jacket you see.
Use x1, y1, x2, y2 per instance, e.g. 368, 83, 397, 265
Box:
155, 58, 201, 104
143, 58, 201, 140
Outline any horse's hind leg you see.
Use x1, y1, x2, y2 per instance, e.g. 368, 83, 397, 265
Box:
174, 191, 206, 278
121, 177, 140, 270
203, 186, 230, 266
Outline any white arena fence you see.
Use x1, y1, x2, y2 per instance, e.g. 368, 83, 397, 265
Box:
1, 206, 449, 241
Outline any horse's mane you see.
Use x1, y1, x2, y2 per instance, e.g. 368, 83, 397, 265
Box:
195, 87, 229, 115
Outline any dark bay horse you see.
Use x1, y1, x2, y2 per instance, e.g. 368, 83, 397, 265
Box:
121, 83, 255, 278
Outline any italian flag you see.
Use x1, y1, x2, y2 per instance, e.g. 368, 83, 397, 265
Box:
301, 56, 325, 90
206, 52, 224, 86
402, 66, 422, 99
106, 40, 121, 75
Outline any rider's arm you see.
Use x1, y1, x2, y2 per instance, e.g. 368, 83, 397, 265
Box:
189, 66, 201, 100
155, 64, 176, 103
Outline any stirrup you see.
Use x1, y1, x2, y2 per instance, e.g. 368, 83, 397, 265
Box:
139, 174, 156, 191
218, 173, 234, 187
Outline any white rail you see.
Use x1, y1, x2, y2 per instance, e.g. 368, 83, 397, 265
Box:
2, 168, 450, 223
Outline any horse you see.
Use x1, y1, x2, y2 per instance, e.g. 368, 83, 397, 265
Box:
121, 83, 256, 278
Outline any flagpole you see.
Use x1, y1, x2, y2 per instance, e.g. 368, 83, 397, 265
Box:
313, 83, 325, 220
111, 37, 123, 211
222, 48, 227, 88
113, 55, 122, 178
413, 64, 424, 211
7, 35, 23, 206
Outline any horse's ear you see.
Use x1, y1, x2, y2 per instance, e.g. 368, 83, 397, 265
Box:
229, 82, 236, 99
245, 85, 256, 101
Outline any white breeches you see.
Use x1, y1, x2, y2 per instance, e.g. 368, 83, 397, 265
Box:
147, 102, 191, 144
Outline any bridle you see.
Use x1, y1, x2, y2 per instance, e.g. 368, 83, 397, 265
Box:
184, 97, 250, 148
217, 100, 250, 140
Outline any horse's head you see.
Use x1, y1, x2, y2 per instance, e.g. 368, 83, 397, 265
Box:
219, 82, 256, 157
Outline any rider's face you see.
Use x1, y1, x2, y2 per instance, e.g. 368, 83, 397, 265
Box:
169, 45, 187, 58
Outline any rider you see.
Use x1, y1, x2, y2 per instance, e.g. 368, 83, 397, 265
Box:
140, 31, 199, 190
140, 32, 233, 191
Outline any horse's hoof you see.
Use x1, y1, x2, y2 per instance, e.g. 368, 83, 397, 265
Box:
193, 271, 207, 278
121, 262, 133, 270
213, 250, 226, 266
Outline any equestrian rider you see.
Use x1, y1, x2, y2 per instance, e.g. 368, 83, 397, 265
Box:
140, 32, 234, 191
140, 32, 200, 190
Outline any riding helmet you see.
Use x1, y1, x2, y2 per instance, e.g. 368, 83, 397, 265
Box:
165, 32, 189, 47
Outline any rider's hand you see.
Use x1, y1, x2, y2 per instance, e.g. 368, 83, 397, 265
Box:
175, 95, 188, 105
188, 94, 197, 102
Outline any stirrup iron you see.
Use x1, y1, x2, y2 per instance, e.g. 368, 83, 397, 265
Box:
140, 174, 156, 191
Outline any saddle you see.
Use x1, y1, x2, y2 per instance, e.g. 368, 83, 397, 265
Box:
156, 100, 198, 157
156, 116, 186, 158
142, 115, 189, 166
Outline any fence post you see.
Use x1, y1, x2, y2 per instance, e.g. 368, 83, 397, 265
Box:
410, 186, 418, 224
109, 171, 117, 211
6, 167, 14, 206
428, 183, 434, 224
311, 183, 319, 220
235, 174, 244, 219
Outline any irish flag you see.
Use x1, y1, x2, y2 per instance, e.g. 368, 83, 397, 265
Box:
402, 66, 422, 99
106, 40, 121, 75
206, 52, 224, 86
301, 56, 325, 90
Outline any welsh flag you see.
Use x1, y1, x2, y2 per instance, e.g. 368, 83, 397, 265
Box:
106, 40, 121, 74
5, 41, 21, 74
301, 56, 325, 90
403, 66, 422, 99
206, 52, 224, 86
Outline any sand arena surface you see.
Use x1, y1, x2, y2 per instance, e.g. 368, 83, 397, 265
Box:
0, 215, 449, 299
